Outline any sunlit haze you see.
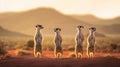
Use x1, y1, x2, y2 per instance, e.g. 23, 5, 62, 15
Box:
0, 0, 120, 18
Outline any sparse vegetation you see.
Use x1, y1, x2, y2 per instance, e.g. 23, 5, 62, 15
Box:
0, 36, 120, 53
110, 43, 117, 50
95, 37, 120, 52
0, 40, 12, 60
26, 40, 34, 48
0, 41, 7, 55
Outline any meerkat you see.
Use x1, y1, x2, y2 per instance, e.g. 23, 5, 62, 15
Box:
75, 25, 84, 58
34, 24, 44, 58
54, 28, 63, 58
87, 27, 96, 58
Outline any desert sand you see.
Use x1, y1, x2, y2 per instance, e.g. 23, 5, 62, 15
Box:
0, 50, 120, 67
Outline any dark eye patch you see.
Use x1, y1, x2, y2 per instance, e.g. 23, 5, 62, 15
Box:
80, 26, 84, 28
54, 28, 61, 32
77, 25, 84, 28
89, 27, 96, 31
36, 24, 42, 28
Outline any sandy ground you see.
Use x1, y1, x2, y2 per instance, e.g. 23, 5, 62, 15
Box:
0, 50, 120, 67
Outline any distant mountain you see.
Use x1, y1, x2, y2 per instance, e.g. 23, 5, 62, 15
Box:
95, 32, 106, 37
0, 7, 120, 36
86, 32, 106, 37
70, 14, 102, 23
70, 14, 120, 25
0, 26, 30, 37
0, 7, 90, 36
101, 24, 120, 34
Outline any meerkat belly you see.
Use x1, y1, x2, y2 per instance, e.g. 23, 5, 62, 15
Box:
55, 36, 61, 46
76, 35, 83, 52
77, 39, 82, 45
55, 40, 61, 46
77, 35, 83, 45
35, 35, 42, 45
89, 39, 95, 46
36, 38, 41, 44
88, 36, 95, 45
34, 35, 42, 56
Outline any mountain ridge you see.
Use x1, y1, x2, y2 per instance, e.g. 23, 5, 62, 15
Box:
0, 7, 120, 36
0, 26, 31, 37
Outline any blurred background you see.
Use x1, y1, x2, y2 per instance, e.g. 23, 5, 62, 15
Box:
0, 0, 120, 57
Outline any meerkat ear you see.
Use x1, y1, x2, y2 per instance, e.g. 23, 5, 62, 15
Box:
54, 28, 56, 32
89, 28, 91, 30
36, 24, 39, 28
77, 25, 80, 28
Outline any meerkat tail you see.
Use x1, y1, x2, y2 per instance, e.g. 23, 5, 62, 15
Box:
57, 52, 62, 58
35, 52, 41, 58
89, 52, 94, 58
77, 53, 82, 58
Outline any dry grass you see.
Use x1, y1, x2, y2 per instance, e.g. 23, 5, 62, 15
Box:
0, 54, 11, 60
0, 36, 120, 53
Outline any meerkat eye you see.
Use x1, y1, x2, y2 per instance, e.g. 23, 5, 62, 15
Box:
54, 28, 58, 32
39, 25, 42, 27
56, 28, 58, 30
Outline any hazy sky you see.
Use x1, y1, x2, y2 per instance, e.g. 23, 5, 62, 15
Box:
0, 0, 120, 18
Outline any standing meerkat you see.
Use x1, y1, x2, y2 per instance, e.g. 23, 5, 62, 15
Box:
75, 25, 84, 58
54, 28, 63, 58
34, 24, 44, 58
87, 27, 96, 58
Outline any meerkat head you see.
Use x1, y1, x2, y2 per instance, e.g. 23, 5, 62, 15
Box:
89, 27, 96, 32
77, 25, 84, 30
54, 28, 61, 33
36, 24, 44, 30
